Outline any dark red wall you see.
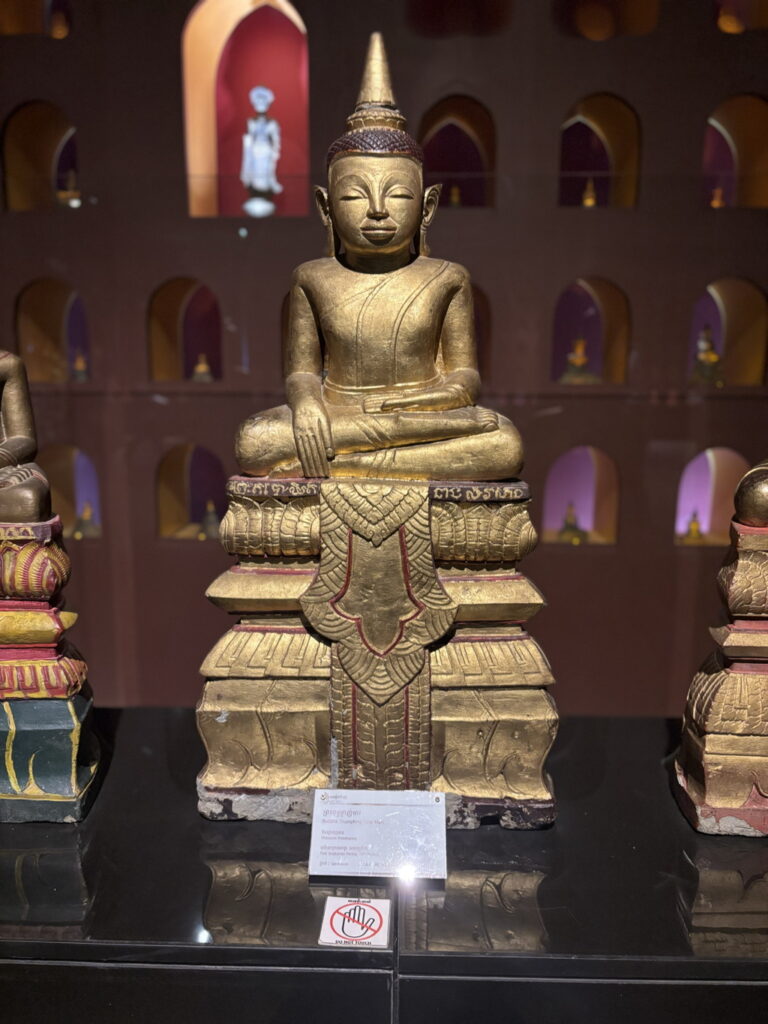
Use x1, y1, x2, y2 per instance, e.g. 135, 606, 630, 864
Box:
0, 1, 765, 716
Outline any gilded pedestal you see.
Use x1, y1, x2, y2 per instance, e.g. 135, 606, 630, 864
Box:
197, 477, 558, 827
675, 518, 768, 836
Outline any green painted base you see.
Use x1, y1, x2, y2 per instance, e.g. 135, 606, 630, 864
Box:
0, 692, 101, 822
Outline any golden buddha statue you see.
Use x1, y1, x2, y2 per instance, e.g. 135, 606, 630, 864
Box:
0, 352, 51, 523
683, 509, 702, 541
710, 185, 726, 209
197, 35, 558, 829
235, 36, 520, 483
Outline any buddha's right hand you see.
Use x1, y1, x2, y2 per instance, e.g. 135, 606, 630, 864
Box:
292, 398, 335, 478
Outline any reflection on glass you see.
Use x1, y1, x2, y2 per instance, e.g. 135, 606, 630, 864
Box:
401, 870, 547, 953
0, 832, 92, 939
203, 856, 387, 947
690, 849, 768, 958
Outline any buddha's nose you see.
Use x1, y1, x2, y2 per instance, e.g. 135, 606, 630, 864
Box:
367, 200, 388, 220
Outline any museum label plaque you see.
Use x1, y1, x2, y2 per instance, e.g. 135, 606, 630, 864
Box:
308, 790, 447, 879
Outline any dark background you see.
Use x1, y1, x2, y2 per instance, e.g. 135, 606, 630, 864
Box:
0, 0, 765, 714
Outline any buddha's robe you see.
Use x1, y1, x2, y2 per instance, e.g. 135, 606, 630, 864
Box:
237, 256, 523, 480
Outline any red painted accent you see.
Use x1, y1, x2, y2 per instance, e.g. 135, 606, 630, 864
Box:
729, 619, 768, 633
0, 646, 59, 660
231, 564, 316, 575
732, 520, 768, 537
403, 686, 410, 788
728, 661, 768, 674
0, 600, 57, 611
351, 682, 358, 789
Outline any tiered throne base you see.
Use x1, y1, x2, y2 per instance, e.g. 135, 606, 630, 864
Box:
675, 520, 768, 836
0, 518, 100, 823
197, 478, 558, 829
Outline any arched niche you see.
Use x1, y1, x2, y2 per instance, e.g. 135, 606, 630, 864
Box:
675, 448, 750, 545
716, 1, 768, 33
472, 284, 492, 381
542, 446, 619, 544
559, 94, 640, 208
37, 445, 101, 539
551, 277, 629, 384
148, 278, 222, 382
156, 444, 227, 539
2, 101, 79, 211
705, 96, 768, 207
16, 278, 90, 383
553, 0, 659, 40
688, 278, 767, 387
182, 0, 308, 218
419, 96, 496, 206
407, 0, 512, 36
0, 0, 70, 37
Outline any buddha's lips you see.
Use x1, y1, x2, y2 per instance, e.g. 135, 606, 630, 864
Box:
362, 227, 397, 241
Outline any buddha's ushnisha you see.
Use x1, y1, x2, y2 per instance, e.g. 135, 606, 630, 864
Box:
236, 33, 522, 480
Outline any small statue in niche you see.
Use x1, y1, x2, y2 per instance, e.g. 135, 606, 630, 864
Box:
558, 337, 602, 385
581, 177, 597, 208
690, 326, 723, 388
240, 85, 283, 219
557, 501, 588, 544
192, 352, 214, 383
198, 499, 220, 541
681, 509, 703, 543
710, 186, 726, 209
71, 350, 88, 383
72, 500, 100, 540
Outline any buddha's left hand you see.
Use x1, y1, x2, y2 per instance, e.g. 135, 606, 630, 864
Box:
378, 383, 471, 412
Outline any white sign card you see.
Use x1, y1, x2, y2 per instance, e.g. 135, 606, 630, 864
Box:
308, 789, 447, 880
318, 897, 391, 948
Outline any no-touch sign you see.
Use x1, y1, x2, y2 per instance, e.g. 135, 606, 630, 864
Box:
318, 897, 391, 948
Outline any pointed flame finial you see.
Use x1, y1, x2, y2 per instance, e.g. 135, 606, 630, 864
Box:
346, 32, 406, 132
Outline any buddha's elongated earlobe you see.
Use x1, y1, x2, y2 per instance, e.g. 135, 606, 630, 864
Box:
314, 186, 336, 257
419, 184, 442, 256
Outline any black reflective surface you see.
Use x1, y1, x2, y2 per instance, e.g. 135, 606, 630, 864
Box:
0, 710, 766, 1022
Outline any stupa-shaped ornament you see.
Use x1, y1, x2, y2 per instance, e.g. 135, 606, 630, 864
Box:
675, 459, 768, 835
196, 34, 559, 828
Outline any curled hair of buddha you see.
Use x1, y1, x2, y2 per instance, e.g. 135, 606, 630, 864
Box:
328, 32, 422, 168
327, 129, 423, 168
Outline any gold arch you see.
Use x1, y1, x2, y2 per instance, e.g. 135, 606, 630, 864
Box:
562, 94, 640, 207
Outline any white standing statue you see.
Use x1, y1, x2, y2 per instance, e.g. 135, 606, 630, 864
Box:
240, 85, 283, 218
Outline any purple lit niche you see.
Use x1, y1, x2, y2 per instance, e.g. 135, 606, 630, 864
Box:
702, 122, 736, 206
559, 120, 611, 206
74, 450, 101, 528
551, 282, 603, 380
181, 285, 222, 379
687, 289, 724, 374
66, 294, 89, 377
187, 447, 226, 525
543, 446, 597, 534
423, 122, 487, 206
54, 129, 77, 192
676, 452, 712, 535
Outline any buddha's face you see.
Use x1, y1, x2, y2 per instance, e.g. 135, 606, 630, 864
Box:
323, 154, 434, 259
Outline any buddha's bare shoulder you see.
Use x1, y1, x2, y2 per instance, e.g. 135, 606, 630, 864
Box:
418, 256, 471, 288
292, 258, 341, 288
